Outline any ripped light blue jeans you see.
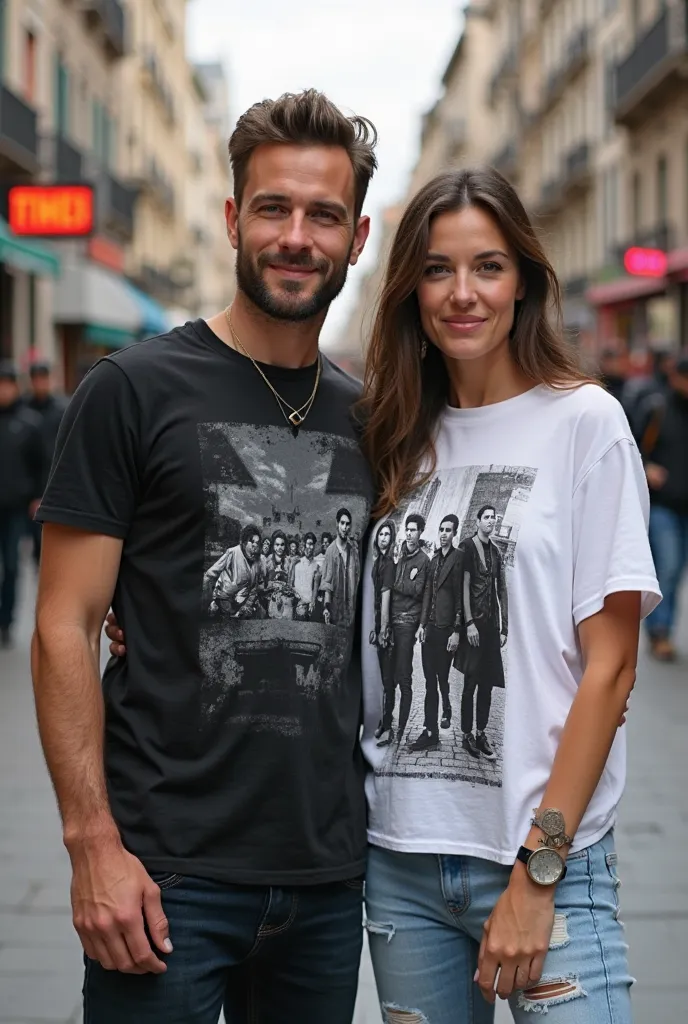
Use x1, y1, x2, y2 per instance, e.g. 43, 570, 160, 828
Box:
366, 830, 632, 1022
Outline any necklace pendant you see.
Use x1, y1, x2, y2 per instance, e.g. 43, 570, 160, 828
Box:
288, 410, 304, 427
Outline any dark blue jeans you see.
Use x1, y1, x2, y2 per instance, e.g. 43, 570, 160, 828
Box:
646, 504, 688, 638
0, 509, 25, 629
83, 873, 364, 1024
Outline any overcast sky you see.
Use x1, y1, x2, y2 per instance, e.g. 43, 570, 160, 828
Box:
187, 0, 464, 346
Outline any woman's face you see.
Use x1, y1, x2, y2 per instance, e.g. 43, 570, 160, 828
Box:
416, 205, 523, 368
378, 526, 392, 553
262, 538, 271, 556
274, 537, 285, 558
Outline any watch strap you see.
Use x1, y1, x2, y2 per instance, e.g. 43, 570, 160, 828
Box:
516, 846, 568, 881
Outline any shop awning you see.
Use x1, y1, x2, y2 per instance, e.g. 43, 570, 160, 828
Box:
0, 218, 61, 277
124, 282, 171, 338
53, 259, 141, 349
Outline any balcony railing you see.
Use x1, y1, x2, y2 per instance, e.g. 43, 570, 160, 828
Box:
564, 141, 590, 184
615, 4, 688, 125
83, 0, 126, 58
0, 85, 39, 174
541, 25, 590, 113
56, 135, 83, 180
104, 173, 137, 239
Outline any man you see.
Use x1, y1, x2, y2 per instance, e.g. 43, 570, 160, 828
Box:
289, 531, 320, 620
456, 505, 508, 760
390, 513, 429, 746
311, 530, 333, 622
410, 514, 462, 752
370, 520, 396, 746
0, 362, 43, 647
640, 355, 688, 660
204, 524, 264, 618
32, 89, 375, 1023
321, 507, 360, 627
24, 361, 68, 565
623, 348, 673, 442
598, 348, 627, 405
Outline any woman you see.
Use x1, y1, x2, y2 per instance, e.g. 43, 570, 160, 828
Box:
358, 168, 660, 1023
369, 519, 396, 746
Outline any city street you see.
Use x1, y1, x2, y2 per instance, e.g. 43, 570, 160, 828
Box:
1, 558, 686, 1023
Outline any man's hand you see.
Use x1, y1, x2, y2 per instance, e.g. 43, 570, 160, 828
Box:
69, 836, 172, 974
323, 608, 331, 625
500, 633, 507, 648
476, 866, 554, 1003
467, 623, 479, 647
369, 629, 378, 646
105, 612, 126, 657
447, 632, 460, 653
645, 462, 667, 490
416, 626, 426, 644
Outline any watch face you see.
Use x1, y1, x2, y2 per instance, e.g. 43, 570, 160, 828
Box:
539, 809, 565, 838
527, 847, 565, 886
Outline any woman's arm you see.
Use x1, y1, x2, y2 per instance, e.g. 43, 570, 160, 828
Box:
477, 590, 641, 1005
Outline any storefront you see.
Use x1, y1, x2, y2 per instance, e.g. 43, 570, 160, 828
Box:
586, 246, 688, 357
0, 217, 61, 363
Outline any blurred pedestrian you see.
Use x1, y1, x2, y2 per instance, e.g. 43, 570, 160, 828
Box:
640, 355, 688, 660
623, 348, 674, 442
0, 361, 43, 647
598, 347, 627, 404
24, 361, 68, 565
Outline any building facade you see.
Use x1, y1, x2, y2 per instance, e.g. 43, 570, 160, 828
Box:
0, 0, 234, 391
334, 0, 688, 363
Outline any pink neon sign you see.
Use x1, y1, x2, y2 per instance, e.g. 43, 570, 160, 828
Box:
623, 246, 668, 278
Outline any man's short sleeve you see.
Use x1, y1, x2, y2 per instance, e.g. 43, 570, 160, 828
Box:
36, 359, 141, 539
572, 438, 661, 626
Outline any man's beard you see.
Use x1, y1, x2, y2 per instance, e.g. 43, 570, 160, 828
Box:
235, 235, 352, 322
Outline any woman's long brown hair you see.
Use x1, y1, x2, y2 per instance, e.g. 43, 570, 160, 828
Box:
358, 167, 593, 518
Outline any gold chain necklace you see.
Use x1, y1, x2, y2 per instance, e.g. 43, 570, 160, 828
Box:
224, 306, 321, 434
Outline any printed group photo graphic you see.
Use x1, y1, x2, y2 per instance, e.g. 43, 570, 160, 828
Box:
370, 463, 537, 788
197, 422, 371, 735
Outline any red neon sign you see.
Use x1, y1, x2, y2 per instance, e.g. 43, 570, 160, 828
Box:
8, 185, 94, 237
623, 246, 667, 278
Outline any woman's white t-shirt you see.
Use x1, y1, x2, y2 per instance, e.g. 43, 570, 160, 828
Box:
361, 383, 661, 865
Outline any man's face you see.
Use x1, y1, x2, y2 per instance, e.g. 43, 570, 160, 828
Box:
226, 143, 370, 322
244, 534, 261, 561
274, 536, 286, 558
30, 371, 51, 400
0, 379, 18, 407
321, 536, 332, 554
477, 509, 496, 535
262, 538, 271, 556
406, 522, 420, 550
338, 514, 352, 541
378, 525, 392, 553
305, 537, 315, 558
439, 521, 455, 548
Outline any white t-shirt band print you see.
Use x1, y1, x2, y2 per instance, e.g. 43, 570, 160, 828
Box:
361, 383, 661, 866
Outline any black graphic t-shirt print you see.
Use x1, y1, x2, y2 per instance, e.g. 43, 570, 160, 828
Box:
37, 318, 373, 885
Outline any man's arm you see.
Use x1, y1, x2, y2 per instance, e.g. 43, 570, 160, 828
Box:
497, 551, 508, 636
420, 561, 433, 627
32, 524, 170, 975
394, 556, 428, 599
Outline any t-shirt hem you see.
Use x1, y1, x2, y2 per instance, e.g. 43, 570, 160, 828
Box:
367, 814, 617, 866
35, 504, 129, 539
573, 575, 662, 625
139, 855, 367, 887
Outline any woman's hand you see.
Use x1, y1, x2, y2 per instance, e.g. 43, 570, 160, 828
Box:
104, 611, 126, 657
476, 865, 554, 1003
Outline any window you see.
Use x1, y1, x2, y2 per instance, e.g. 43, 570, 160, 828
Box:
23, 30, 36, 103
632, 170, 642, 238
657, 154, 668, 225
54, 56, 69, 136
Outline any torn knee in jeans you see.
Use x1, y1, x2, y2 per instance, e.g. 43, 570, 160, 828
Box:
517, 975, 586, 1013
365, 919, 395, 943
382, 1005, 428, 1024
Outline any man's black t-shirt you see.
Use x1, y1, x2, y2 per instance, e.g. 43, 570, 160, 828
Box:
38, 319, 373, 885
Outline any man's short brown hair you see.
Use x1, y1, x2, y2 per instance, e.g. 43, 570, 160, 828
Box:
229, 89, 378, 219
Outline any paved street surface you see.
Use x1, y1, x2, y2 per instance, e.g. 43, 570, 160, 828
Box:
1, 556, 686, 1023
